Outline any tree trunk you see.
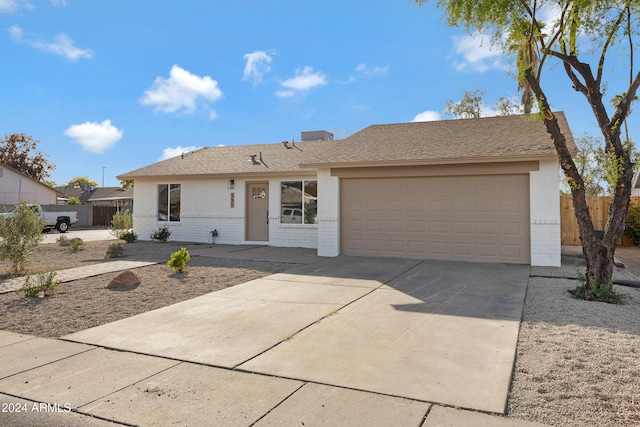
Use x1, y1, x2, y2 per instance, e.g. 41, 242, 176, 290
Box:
525, 73, 634, 298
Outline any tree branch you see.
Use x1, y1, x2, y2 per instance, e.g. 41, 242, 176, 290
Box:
596, 8, 626, 88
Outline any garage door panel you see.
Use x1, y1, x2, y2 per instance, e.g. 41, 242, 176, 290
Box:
341, 175, 530, 263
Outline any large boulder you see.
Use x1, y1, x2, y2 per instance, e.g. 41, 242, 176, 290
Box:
108, 270, 141, 289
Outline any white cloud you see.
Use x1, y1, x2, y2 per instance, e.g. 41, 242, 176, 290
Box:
140, 65, 223, 114
242, 50, 272, 86
160, 145, 201, 161
64, 120, 123, 154
450, 33, 508, 72
0, 0, 18, 13
50, 0, 68, 5
0, 0, 32, 13
9, 25, 94, 61
412, 110, 442, 122
276, 66, 326, 97
355, 63, 388, 78
274, 90, 295, 98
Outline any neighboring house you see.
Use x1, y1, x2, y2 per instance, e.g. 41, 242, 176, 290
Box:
118, 114, 574, 267
57, 186, 133, 208
0, 162, 59, 206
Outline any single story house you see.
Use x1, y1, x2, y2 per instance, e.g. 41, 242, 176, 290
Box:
118, 113, 573, 266
0, 162, 59, 206
56, 186, 133, 208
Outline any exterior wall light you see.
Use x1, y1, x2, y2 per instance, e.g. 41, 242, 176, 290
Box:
228, 179, 235, 189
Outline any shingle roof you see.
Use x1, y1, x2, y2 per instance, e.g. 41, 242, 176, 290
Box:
301, 112, 573, 167
117, 141, 329, 179
118, 113, 573, 179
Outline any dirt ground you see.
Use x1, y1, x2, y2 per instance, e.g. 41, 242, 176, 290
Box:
0, 240, 294, 337
1, 239, 640, 426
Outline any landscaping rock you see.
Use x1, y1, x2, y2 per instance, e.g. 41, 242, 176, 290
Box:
108, 270, 141, 289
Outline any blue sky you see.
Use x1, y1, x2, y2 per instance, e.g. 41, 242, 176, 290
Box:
1, 0, 637, 187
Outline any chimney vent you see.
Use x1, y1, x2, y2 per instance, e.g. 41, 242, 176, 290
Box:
301, 130, 333, 142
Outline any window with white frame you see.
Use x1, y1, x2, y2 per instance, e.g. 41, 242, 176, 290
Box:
157, 184, 181, 221
280, 180, 317, 224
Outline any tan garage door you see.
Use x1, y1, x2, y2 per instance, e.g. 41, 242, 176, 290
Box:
340, 175, 530, 263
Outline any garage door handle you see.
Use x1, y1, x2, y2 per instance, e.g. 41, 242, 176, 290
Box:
266, 211, 269, 224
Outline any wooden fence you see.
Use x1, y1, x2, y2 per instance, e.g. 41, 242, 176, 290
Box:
560, 196, 640, 245
92, 205, 119, 227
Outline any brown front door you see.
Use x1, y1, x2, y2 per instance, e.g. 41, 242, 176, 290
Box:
246, 182, 269, 241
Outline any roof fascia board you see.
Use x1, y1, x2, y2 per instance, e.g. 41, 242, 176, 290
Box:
299, 154, 559, 169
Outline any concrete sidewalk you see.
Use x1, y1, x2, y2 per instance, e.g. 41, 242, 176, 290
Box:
0, 250, 550, 426
0, 330, 548, 427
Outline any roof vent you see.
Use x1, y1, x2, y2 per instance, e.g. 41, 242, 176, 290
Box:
301, 130, 333, 142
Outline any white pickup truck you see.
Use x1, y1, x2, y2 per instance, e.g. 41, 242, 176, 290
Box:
2, 204, 79, 233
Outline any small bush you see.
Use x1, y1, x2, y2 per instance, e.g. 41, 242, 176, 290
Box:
119, 230, 138, 243
167, 247, 190, 273
151, 226, 171, 242
56, 235, 69, 246
0, 201, 45, 274
67, 196, 81, 205
20, 271, 60, 298
109, 209, 134, 238
105, 243, 124, 259
569, 272, 629, 304
625, 203, 640, 244
67, 237, 85, 252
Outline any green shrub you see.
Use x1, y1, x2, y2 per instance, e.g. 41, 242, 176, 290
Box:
105, 243, 124, 259
20, 271, 60, 298
67, 237, 85, 252
119, 230, 138, 243
151, 226, 171, 242
67, 196, 81, 205
625, 203, 640, 244
109, 209, 134, 238
0, 201, 45, 274
167, 247, 190, 273
56, 235, 69, 246
569, 273, 629, 304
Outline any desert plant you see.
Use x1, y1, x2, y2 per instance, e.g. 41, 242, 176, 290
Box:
105, 243, 124, 259
119, 230, 138, 243
0, 201, 45, 274
167, 247, 190, 273
109, 209, 134, 239
56, 235, 69, 246
20, 271, 60, 298
151, 225, 171, 242
569, 271, 629, 304
67, 237, 85, 252
624, 204, 640, 245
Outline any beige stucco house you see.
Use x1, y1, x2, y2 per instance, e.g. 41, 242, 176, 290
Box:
118, 113, 574, 266
0, 162, 58, 206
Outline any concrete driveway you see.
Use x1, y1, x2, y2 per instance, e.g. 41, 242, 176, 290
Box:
61, 255, 529, 415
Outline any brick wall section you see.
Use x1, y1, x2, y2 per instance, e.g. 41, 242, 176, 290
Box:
530, 222, 561, 267
529, 159, 562, 266
316, 169, 340, 256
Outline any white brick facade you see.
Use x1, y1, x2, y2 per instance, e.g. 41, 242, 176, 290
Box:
529, 159, 562, 266
132, 176, 319, 248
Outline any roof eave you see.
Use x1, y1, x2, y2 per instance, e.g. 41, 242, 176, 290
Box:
299, 154, 559, 169
116, 168, 318, 181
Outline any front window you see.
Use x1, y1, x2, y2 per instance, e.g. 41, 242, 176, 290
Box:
281, 180, 317, 224
158, 184, 181, 221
